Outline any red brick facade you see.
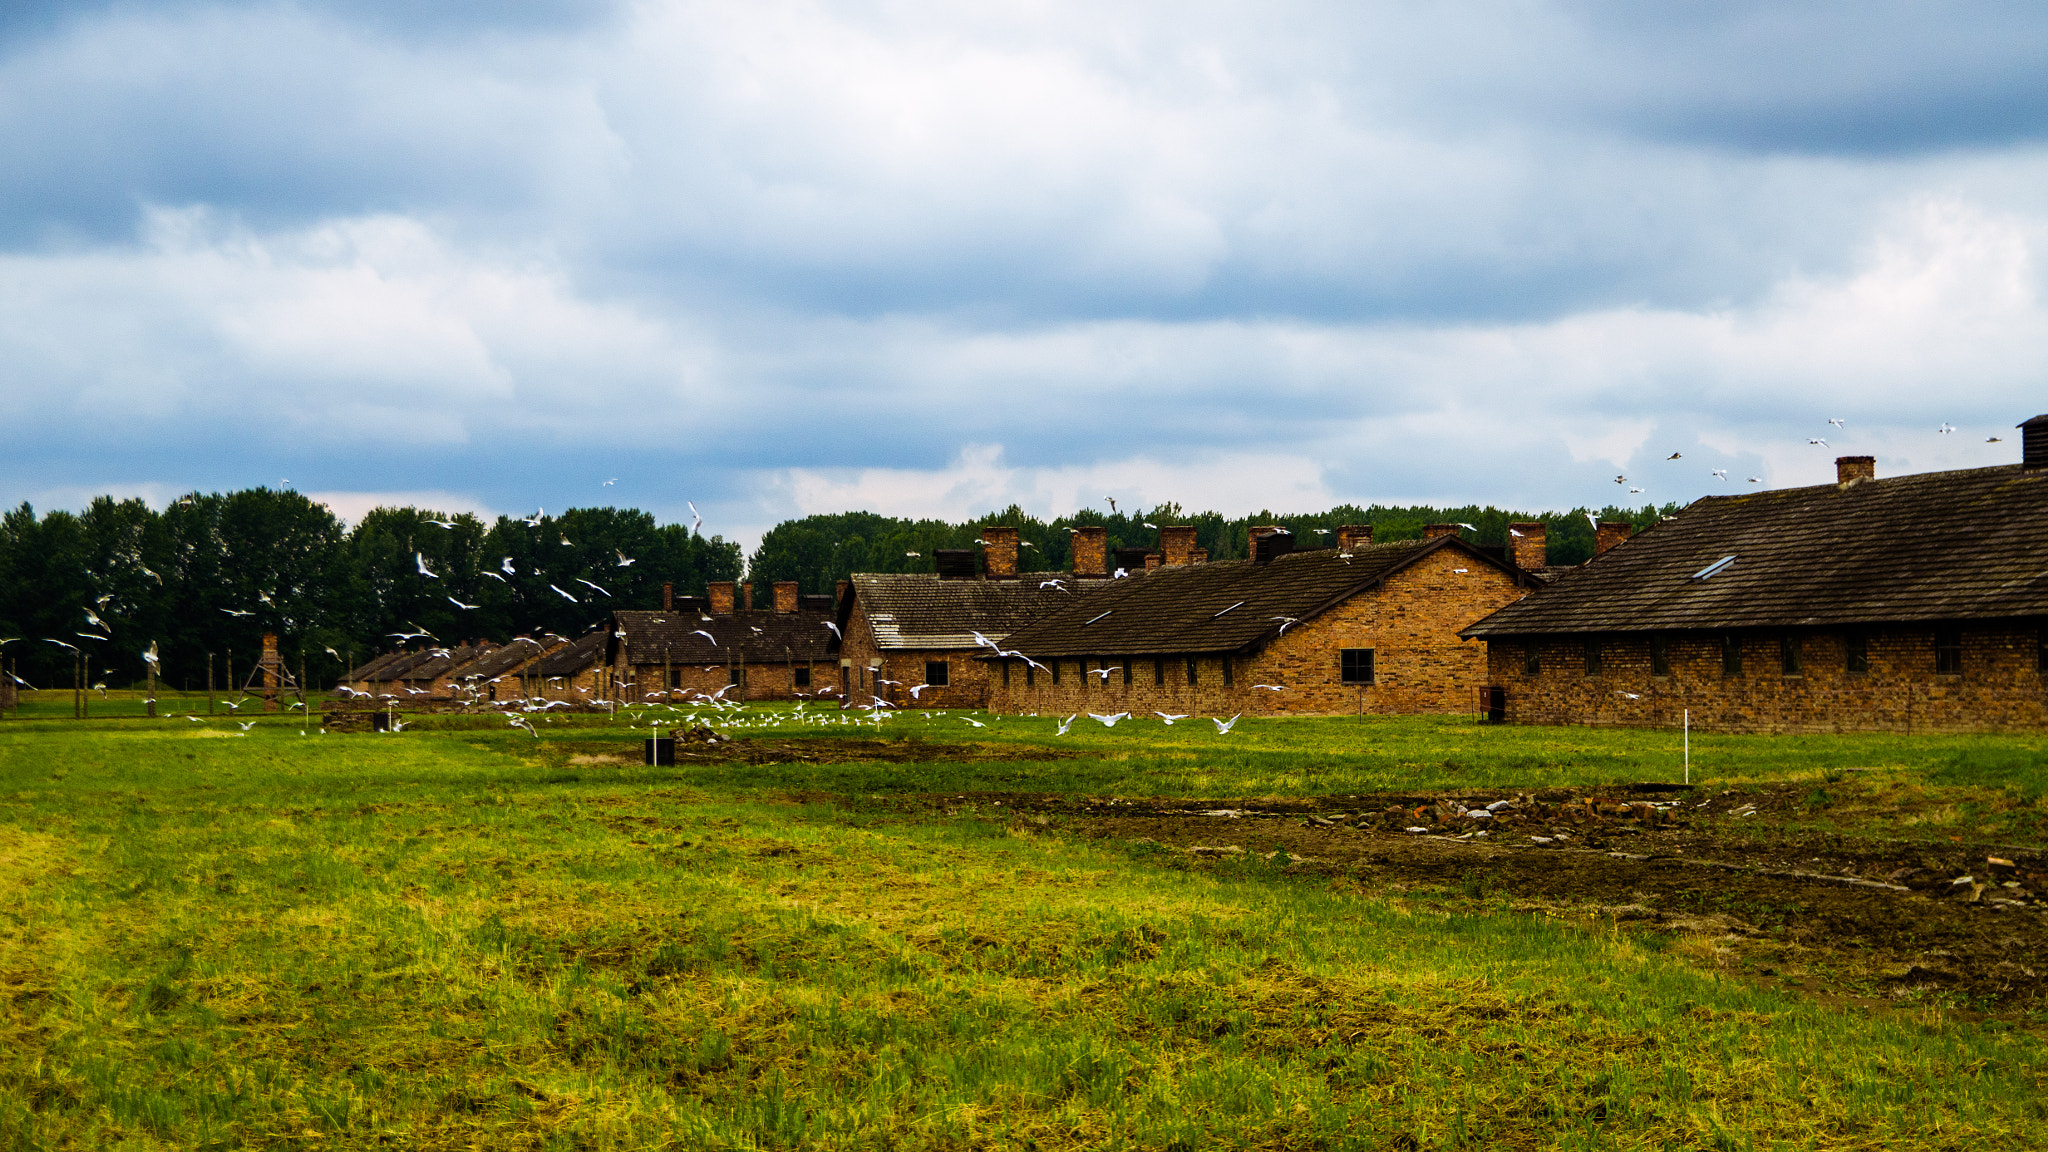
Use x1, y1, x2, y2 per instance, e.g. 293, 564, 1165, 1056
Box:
1485, 623, 2048, 733
838, 594, 991, 710
988, 547, 1526, 717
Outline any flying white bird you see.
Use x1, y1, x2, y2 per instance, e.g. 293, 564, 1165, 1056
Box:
905, 551, 920, 558
1089, 712, 1129, 727
1456, 522, 1477, 531
615, 550, 636, 567
1251, 684, 1285, 692
1711, 470, 1728, 480
83, 608, 108, 630
1143, 522, 1158, 529
603, 478, 617, 486
1211, 713, 1242, 734
1040, 579, 1065, 589
1987, 436, 2003, 443
961, 716, 986, 728
427, 517, 456, 529
1154, 712, 1187, 725
558, 534, 574, 547
575, 578, 610, 597
483, 571, 507, 582
1055, 714, 1077, 736
1808, 438, 1828, 448
1828, 417, 1846, 428
1747, 477, 1764, 484
970, 630, 996, 649
1088, 666, 1120, 681
1614, 475, 1627, 485
548, 584, 579, 603
524, 508, 544, 527
142, 641, 159, 667
909, 683, 931, 699
688, 501, 703, 533
691, 630, 717, 645
1938, 423, 1955, 434
1665, 451, 1682, 460
221, 608, 253, 617
501, 557, 517, 575
238, 720, 256, 731
823, 621, 842, 639
448, 596, 481, 610
416, 553, 437, 578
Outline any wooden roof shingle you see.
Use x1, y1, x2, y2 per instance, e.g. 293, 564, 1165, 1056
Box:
1463, 462, 2048, 637
849, 573, 1112, 651
611, 609, 836, 666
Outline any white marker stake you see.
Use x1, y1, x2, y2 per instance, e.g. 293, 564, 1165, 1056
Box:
1683, 708, 1690, 786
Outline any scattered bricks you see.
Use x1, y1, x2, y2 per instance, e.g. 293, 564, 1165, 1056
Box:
1187, 845, 1244, 857
1987, 856, 2017, 874
677, 725, 728, 744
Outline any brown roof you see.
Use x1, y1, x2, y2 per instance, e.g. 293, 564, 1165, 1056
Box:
610, 608, 836, 666
997, 538, 1520, 658
446, 636, 558, 683
534, 630, 607, 677
344, 650, 410, 681
1463, 462, 2048, 637
848, 573, 1114, 651
396, 643, 487, 683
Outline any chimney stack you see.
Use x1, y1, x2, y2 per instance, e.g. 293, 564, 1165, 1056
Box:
1159, 525, 1198, 566
1144, 553, 1162, 571
774, 581, 799, 613
1191, 548, 1208, 564
2022, 415, 2048, 469
662, 582, 674, 611
1070, 526, 1108, 577
1836, 456, 1875, 484
707, 581, 735, 615
834, 579, 850, 609
1594, 522, 1632, 556
1423, 523, 1459, 539
1250, 526, 1293, 564
742, 583, 754, 612
1336, 524, 1373, 553
981, 525, 1019, 579
1508, 522, 1546, 571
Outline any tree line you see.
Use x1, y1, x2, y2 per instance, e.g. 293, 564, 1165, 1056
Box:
0, 490, 741, 694
0, 489, 1677, 692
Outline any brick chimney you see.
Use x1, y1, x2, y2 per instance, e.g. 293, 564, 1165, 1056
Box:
1071, 526, 1108, 577
742, 583, 755, 612
1145, 553, 1162, 570
1836, 456, 1875, 484
1249, 527, 1293, 564
707, 581, 735, 614
1423, 523, 1459, 539
835, 579, 850, 609
981, 525, 1018, 579
2022, 414, 2048, 469
1160, 525, 1198, 566
774, 581, 799, 613
1190, 548, 1208, 564
1594, 522, 1632, 556
1336, 524, 1373, 553
1509, 522, 1546, 570
662, 582, 674, 611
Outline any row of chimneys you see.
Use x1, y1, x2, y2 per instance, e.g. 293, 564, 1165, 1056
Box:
662, 580, 806, 614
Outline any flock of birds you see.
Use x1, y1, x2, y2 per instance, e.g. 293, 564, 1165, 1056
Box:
1610, 417, 2003, 499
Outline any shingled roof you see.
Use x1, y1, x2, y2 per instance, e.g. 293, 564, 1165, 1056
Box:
609, 608, 835, 666
997, 537, 1519, 658
1463, 462, 2048, 637
395, 643, 487, 683
847, 573, 1114, 651
344, 650, 411, 681
534, 630, 607, 677
446, 636, 557, 683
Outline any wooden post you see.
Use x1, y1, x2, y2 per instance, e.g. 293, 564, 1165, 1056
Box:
75, 652, 84, 719
207, 653, 215, 716
146, 658, 156, 718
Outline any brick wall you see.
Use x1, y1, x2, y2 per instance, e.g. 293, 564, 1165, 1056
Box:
839, 595, 993, 709
987, 548, 1527, 716
1485, 623, 2048, 733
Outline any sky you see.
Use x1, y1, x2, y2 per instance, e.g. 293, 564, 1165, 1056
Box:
2, 0, 2046, 552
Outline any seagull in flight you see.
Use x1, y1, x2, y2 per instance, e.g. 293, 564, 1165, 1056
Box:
1040, 578, 1065, 589
823, 621, 842, 639
691, 629, 717, 645
1055, 714, 1077, 736
1271, 616, 1299, 635
1251, 684, 1285, 692
1614, 475, 1627, 485
1711, 469, 1728, 480
221, 608, 253, 617
501, 557, 517, 575
1808, 438, 1828, 448
615, 550, 636, 567
1087, 666, 1120, 681
524, 508, 544, 527
415, 553, 437, 579
1089, 711, 1130, 726
1211, 713, 1242, 734
575, 578, 610, 597
1154, 712, 1187, 725
1665, 451, 1682, 460
1828, 417, 1846, 428
961, 715, 987, 728
1747, 476, 1764, 484
427, 517, 457, 529
448, 596, 481, 611
688, 501, 704, 533
482, 571, 507, 583
905, 551, 920, 558
1143, 522, 1158, 529
1987, 436, 2003, 443
602, 478, 617, 486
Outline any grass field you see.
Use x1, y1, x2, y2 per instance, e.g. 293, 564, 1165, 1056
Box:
1, 707, 2044, 1149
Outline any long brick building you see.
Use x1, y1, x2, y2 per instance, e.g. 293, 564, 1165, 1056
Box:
985, 525, 1535, 717
609, 580, 838, 703
1463, 421, 2048, 733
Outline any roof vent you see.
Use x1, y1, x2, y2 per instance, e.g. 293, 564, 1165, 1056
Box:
2022, 414, 2048, 469
1690, 555, 1736, 581
934, 549, 979, 580
1250, 528, 1293, 564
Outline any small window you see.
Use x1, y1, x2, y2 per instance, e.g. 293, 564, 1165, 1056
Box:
1123, 659, 1133, 687
1935, 626, 1962, 675
1051, 660, 1062, 685
1186, 657, 1199, 686
794, 667, 811, 688
1721, 634, 1742, 677
1524, 640, 1540, 676
1584, 637, 1602, 676
925, 661, 949, 687
730, 666, 745, 687
1845, 631, 1869, 675
1780, 634, 1802, 676
1001, 661, 1010, 688
1153, 657, 1165, 686
668, 669, 682, 689
1341, 649, 1375, 684
1025, 662, 1035, 688
1649, 634, 1669, 676
1222, 658, 1233, 687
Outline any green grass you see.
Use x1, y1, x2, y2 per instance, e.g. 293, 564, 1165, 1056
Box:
1, 715, 2044, 1148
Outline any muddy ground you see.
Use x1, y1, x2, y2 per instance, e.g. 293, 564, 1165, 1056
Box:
870, 784, 2048, 1019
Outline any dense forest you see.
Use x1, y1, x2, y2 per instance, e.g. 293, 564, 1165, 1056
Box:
0, 491, 1676, 692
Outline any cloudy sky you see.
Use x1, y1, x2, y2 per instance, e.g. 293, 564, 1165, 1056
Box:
3, 1, 2046, 548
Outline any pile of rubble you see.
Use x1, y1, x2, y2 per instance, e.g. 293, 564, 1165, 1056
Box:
1888, 856, 2047, 906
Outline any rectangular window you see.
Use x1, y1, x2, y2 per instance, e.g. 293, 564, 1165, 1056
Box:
1051, 660, 1062, 685
668, 669, 682, 689
1222, 658, 1234, 687
1780, 634, 1802, 676
1123, 659, 1132, 687
794, 667, 811, 688
730, 666, 745, 687
1154, 657, 1165, 686
1025, 662, 1035, 688
1845, 631, 1869, 674
1650, 634, 1669, 676
1584, 637, 1602, 676
1186, 657, 1199, 686
925, 661, 949, 687
1524, 640, 1540, 676
1722, 634, 1742, 677
1935, 625, 1963, 675
1001, 662, 1010, 688
1340, 648, 1375, 684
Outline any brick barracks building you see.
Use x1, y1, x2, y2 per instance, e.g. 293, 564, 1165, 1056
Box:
609, 579, 838, 704
985, 525, 1537, 717
1463, 417, 2048, 733
833, 525, 1116, 709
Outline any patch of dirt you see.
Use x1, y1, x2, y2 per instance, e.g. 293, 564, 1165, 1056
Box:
867, 784, 2048, 1017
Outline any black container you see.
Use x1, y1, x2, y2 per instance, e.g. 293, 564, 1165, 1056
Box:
371, 711, 391, 732
645, 737, 675, 766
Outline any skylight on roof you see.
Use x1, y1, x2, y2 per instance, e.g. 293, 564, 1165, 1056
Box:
1691, 555, 1737, 580
1212, 600, 1246, 619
